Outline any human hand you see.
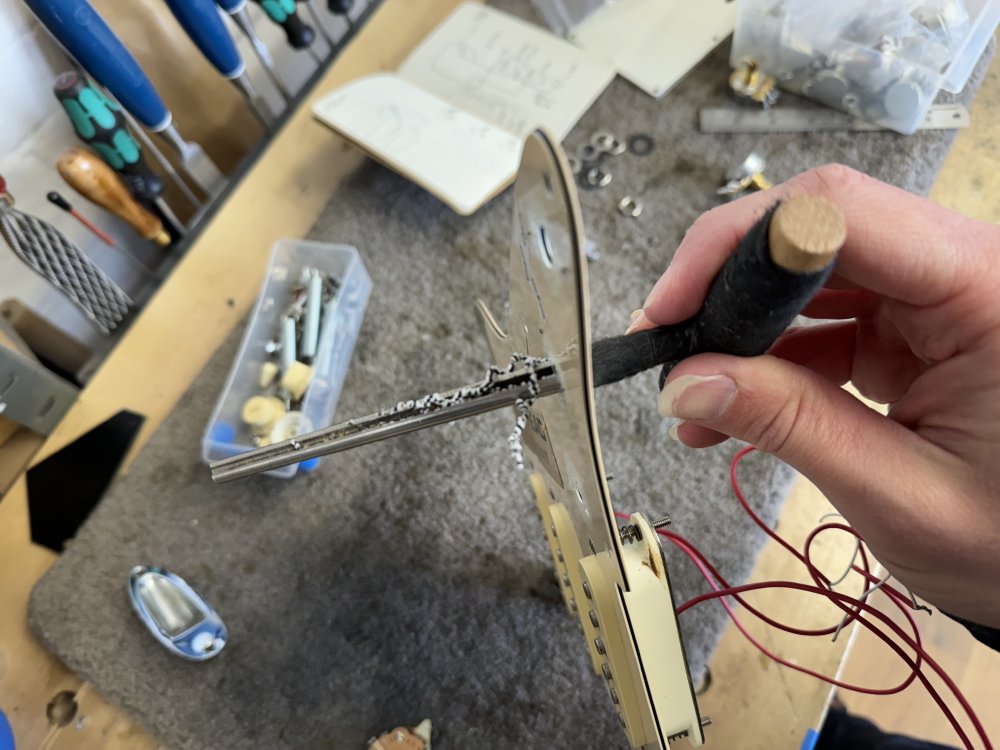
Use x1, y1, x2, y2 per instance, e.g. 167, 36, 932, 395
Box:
634, 165, 1000, 627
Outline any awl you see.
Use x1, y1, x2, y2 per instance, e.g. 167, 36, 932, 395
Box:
27, 0, 227, 198
163, 0, 277, 128
211, 193, 846, 482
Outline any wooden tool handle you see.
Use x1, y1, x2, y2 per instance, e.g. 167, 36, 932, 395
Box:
56, 147, 169, 246
592, 194, 845, 388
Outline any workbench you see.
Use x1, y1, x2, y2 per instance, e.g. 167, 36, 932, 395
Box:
1, 2, 998, 747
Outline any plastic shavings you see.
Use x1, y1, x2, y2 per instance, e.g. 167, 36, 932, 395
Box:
508, 400, 531, 470
364, 353, 547, 469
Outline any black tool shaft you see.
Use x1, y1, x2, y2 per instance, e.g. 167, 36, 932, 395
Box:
591, 204, 835, 389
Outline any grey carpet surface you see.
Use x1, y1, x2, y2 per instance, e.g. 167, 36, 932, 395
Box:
28, 5, 993, 747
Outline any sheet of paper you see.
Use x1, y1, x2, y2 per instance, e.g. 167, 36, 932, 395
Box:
399, 2, 615, 139
571, 0, 737, 99
312, 74, 523, 216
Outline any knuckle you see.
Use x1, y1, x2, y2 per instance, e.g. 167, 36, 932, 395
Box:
685, 203, 744, 251
795, 163, 868, 198
686, 204, 728, 237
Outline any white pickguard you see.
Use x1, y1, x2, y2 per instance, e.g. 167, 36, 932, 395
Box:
475, 130, 705, 748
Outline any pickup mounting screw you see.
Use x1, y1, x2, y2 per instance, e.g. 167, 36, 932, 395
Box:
620, 524, 642, 544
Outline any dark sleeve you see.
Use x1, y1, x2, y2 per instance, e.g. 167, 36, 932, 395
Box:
946, 612, 1000, 653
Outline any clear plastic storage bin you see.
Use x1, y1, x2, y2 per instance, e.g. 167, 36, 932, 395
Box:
731, 0, 1000, 133
202, 240, 371, 479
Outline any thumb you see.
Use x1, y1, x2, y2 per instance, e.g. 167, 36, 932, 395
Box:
657, 353, 919, 497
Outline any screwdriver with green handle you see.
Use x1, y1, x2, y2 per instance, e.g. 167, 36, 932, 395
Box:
251, 0, 321, 64
214, 0, 292, 102
298, 0, 336, 48
53, 71, 185, 238
323, 0, 354, 33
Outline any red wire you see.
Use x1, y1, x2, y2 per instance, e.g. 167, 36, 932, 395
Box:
617, 511, 921, 695
725, 447, 988, 748
731, 447, 917, 621
729, 448, 927, 688
612, 446, 993, 750
665, 533, 929, 696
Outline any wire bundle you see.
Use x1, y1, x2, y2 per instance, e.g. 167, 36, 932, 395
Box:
616, 446, 992, 750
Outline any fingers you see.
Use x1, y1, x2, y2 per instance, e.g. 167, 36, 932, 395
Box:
654, 350, 1000, 623
672, 421, 727, 448
643, 164, 989, 328
655, 352, 937, 518
851, 315, 925, 403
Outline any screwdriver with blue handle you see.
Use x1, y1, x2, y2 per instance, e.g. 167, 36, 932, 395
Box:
214, 0, 292, 102
26, 0, 227, 199
211, 194, 846, 482
251, 0, 321, 64
53, 70, 186, 238
162, 0, 276, 128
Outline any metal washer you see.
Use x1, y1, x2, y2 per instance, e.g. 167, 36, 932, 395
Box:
585, 167, 612, 189
617, 196, 642, 218
626, 134, 654, 156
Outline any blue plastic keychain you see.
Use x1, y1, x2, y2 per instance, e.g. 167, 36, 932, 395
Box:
128, 566, 227, 661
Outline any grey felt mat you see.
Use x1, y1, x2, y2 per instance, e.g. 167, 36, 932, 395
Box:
29, 6, 993, 747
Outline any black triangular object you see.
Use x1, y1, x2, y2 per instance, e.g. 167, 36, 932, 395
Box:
27, 409, 144, 552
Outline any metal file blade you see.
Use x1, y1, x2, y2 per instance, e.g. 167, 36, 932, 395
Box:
210, 358, 561, 482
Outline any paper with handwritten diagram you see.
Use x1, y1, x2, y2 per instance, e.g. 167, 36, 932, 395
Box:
570, 0, 736, 99
312, 3, 614, 215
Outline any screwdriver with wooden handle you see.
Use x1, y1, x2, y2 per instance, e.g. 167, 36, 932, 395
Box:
210, 194, 845, 482
57, 148, 171, 247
